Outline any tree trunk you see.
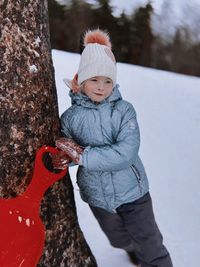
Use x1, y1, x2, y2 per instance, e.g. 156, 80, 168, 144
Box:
0, 1, 97, 266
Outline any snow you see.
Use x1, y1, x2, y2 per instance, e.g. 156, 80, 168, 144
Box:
52, 49, 200, 267
29, 65, 38, 73
18, 216, 23, 223
25, 218, 31, 227
33, 36, 41, 47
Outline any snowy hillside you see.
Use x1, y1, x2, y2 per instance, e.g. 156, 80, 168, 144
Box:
52, 49, 200, 267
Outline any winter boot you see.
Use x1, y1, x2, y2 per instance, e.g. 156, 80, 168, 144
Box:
127, 251, 140, 266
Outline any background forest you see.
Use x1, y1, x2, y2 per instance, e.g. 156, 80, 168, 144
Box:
48, 0, 200, 77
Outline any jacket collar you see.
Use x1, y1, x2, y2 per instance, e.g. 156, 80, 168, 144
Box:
69, 84, 122, 108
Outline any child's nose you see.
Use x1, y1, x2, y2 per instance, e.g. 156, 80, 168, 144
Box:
97, 81, 104, 90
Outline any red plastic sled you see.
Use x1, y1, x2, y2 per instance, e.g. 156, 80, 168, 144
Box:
0, 146, 67, 267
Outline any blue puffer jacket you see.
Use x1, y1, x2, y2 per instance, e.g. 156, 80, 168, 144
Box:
61, 85, 149, 212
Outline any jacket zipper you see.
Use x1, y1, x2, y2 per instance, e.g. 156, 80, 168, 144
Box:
130, 164, 142, 193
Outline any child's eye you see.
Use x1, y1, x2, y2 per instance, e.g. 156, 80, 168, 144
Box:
106, 80, 112, 84
91, 78, 97, 82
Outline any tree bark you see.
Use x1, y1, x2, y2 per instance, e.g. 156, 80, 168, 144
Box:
0, 1, 97, 266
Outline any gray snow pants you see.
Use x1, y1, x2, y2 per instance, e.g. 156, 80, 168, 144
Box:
90, 192, 173, 267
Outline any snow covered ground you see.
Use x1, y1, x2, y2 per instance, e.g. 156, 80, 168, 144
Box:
52, 50, 200, 267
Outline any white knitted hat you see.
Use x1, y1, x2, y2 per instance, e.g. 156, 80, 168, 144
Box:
78, 29, 117, 86
63, 29, 117, 91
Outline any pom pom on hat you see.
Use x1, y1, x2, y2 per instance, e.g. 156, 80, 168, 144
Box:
83, 29, 112, 49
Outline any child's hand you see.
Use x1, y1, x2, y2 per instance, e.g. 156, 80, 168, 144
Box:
55, 138, 84, 164
51, 150, 71, 169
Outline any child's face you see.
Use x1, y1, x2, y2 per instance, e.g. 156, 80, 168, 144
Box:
81, 76, 113, 103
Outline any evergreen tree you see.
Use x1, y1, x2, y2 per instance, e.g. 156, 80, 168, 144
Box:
47, 0, 200, 77
129, 2, 154, 66
114, 12, 132, 62
91, 0, 118, 43
48, 0, 66, 50
92, 0, 115, 27
63, 0, 94, 52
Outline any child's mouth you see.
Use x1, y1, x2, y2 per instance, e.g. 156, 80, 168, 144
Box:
95, 93, 103, 96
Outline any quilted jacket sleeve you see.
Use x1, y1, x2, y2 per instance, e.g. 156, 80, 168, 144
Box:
81, 102, 140, 171
60, 109, 73, 138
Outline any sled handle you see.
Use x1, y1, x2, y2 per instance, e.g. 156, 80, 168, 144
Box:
23, 146, 68, 202
34, 146, 67, 181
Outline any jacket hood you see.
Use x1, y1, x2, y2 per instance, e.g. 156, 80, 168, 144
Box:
69, 84, 122, 108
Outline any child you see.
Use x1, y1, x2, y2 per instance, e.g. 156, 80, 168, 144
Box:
53, 29, 173, 267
